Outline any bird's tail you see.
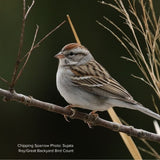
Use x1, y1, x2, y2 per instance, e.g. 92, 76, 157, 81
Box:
110, 98, 160, 120
132, 103, 160, 120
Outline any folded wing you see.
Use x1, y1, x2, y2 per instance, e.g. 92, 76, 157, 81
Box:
70, 61, 137, 104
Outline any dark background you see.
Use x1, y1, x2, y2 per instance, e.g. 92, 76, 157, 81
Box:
0, 0, 160, 159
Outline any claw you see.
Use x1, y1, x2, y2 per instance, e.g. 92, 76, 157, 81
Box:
64, 115, 70, 122
87, 110, 98, 128
64, 105, 74, 122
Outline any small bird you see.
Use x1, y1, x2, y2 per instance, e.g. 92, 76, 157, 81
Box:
55, 43, 160, 120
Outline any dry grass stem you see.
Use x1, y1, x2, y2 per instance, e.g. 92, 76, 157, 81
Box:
119, 117, 160, 159
152, 96, 160, 114
108, 108, 142, 159
66, 15, 81, 44
138, 147, 158, 158
153, 120, 160, 135
139, 139, 160, 159
98, 0, 160, 158
99, 0, 160, 102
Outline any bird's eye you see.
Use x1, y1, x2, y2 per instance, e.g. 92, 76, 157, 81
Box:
69, 52, 74, 56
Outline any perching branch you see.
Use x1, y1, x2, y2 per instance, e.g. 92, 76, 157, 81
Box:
0, 88, 160, 143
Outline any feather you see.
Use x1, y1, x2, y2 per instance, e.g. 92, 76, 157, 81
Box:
70, 60, 137, 104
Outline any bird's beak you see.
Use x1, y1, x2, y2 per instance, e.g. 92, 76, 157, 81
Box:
54, 52, 65, 59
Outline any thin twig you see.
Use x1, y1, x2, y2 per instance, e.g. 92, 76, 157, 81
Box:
10, 1, 66, 90
14, 20, 66, 84
0, 76, 9, 84
153, 120, 160, 135
96, 20, 132, 59
0, 88, 160, 143
141, 139, 160, 159
33, 20, 66, 50
149, 0, 157, 27
24, 0, 35, 20
121, 118, 160, 159
15, 25, 39, 84
18, 0, 26, 60
10, 0, 26, 89
139, 147, 158, 158
121, 56, 135, 63
152, 96, 160, 115
21, 20, 66, 61
131, 74, 154, 88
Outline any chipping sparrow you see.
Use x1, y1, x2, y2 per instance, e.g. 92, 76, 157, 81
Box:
55, 43, 160, 120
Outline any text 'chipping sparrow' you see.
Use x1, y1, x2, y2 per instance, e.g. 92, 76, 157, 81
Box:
55, 43, 160, 120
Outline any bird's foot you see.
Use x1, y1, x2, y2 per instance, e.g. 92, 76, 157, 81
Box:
64, 105, 75, 122
87, 110, 98, 128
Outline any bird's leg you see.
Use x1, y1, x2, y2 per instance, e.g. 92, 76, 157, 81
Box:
64, 104, 75, 122
87, 110, 98, 128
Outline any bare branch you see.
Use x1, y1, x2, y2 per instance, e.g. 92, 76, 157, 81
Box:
0, 88, 160, 143
18, 0, 26, 60
24, 0, 35, 20
9, 1, 66, 90
15, 25, 39, 84
10, 0, 26, 89
0, 76, 9, 84
21, 20, 66, 62
32, 20, 66, 50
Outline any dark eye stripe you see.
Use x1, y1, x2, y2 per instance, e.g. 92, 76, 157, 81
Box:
66, 52, 75, 57
66, 52, 86, 57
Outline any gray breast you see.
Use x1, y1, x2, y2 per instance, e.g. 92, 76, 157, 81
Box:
56, 67, 109, 111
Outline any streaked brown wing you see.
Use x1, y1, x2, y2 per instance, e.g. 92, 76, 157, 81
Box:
70, 61, 136, 104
